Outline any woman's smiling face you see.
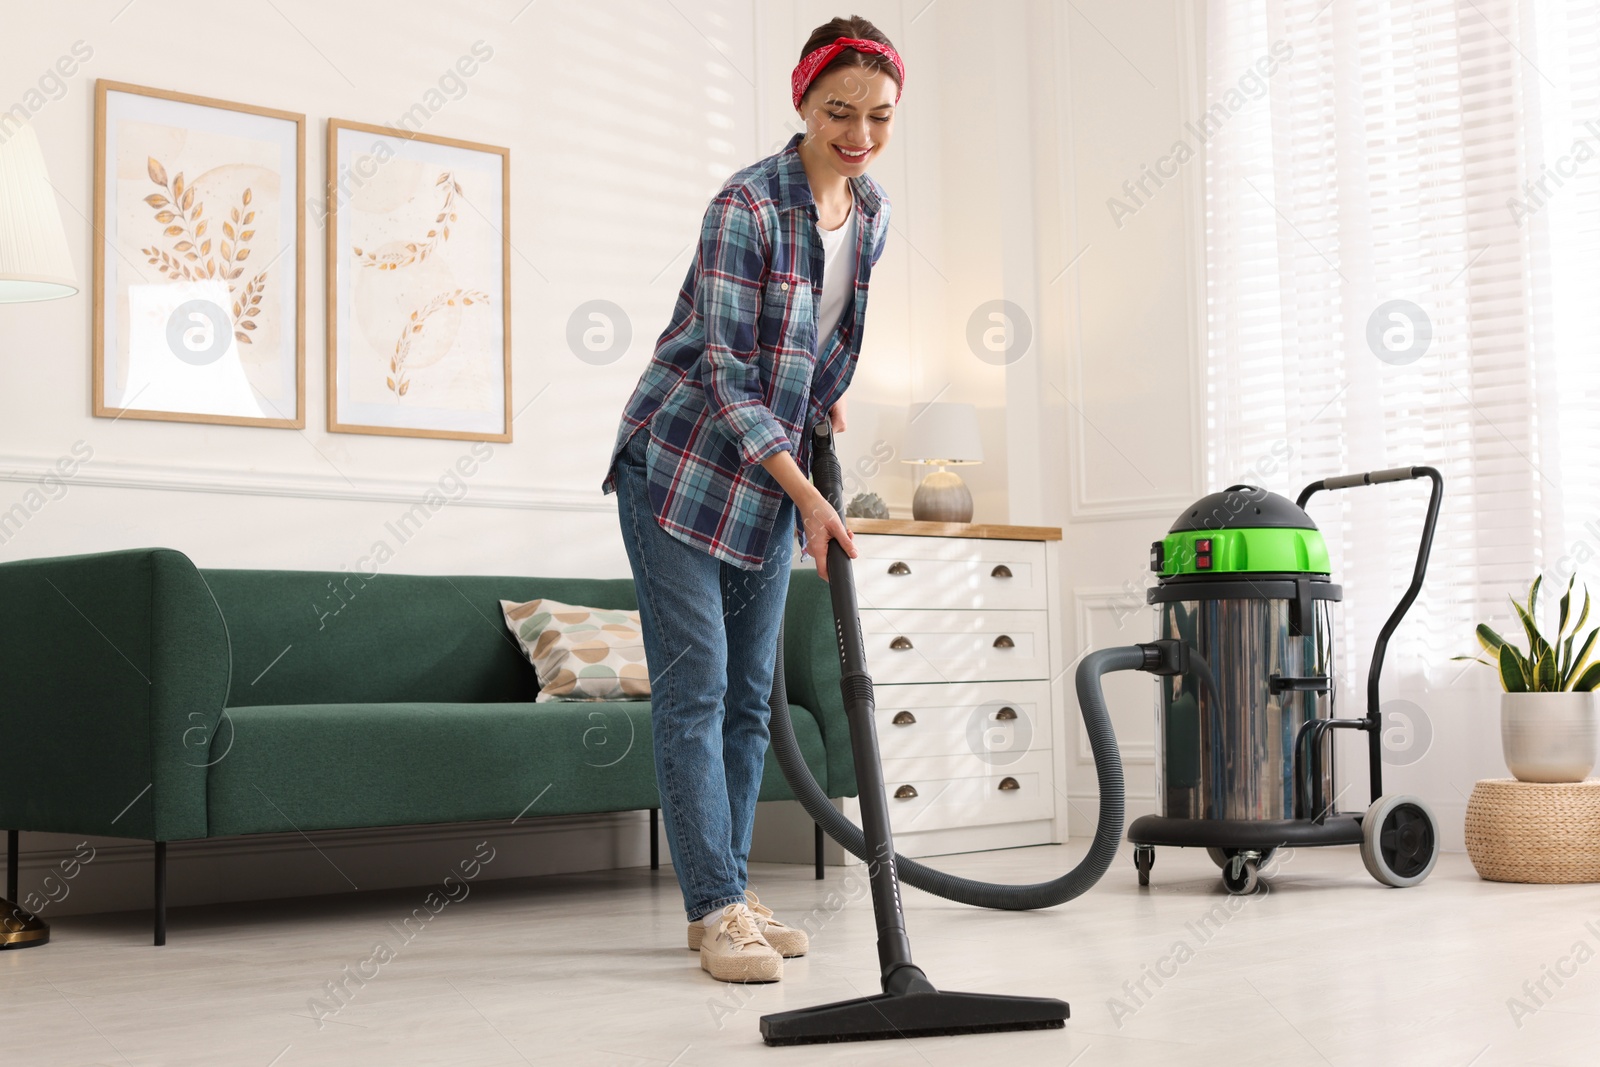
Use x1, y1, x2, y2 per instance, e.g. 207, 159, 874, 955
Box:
799, 64, 897, 176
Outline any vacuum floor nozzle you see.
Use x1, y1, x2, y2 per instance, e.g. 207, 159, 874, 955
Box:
760, 988, 1068, 1046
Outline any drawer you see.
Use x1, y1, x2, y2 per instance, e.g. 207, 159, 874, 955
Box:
851, 535, 1048, 612
872, 681, 1053, 764
860, 609, 1051, 683
879, 751, 1056, 834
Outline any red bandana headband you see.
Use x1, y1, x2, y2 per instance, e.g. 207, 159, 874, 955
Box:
791, 37, 905, 110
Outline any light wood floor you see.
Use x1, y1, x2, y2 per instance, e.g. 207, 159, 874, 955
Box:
6, 841, 1596, 1066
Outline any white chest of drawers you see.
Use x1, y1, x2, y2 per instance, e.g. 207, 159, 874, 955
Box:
752, 518, 1067, 863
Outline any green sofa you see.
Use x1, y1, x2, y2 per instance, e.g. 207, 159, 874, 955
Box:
0, 547, 853, 944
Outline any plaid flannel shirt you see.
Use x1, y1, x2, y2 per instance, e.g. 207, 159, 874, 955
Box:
601, 132, 891, 570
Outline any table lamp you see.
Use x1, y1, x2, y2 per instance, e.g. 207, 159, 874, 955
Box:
1, 119, 77, 949
901, 401, 983, 523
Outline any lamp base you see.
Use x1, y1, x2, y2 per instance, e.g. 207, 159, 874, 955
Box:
912, 469, 973, 523
1, 897, 48, 948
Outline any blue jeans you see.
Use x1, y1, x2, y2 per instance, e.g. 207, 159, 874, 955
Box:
613, 426, 796, 922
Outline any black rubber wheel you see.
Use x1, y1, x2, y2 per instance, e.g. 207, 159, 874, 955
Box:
1133, 846, 1154, 886
1361, 794, 1439, 887
1220, 856, 1259, 894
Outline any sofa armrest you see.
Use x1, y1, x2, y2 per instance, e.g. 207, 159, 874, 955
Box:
0, 547, 231, 841
782, 570, 855, 796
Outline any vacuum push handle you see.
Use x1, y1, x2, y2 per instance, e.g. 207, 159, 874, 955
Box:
1295, 465, 1444, 803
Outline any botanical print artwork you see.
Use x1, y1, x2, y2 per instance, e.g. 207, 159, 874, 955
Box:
138, 158, 263, 349
388, 288, 487, 397
353, 171, 457, 271
94, 81, 303, 429
327, 119, 508, 441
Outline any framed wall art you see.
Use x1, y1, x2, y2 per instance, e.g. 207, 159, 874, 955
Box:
93, 79, 305, 427
326, 119, 511, 441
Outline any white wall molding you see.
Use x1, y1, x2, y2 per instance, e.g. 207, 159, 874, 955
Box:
1053, 0, 1202, 524
1073, 586, 1156, 765
0, 450, 612, 513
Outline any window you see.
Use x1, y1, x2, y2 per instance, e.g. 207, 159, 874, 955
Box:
1203, 0, 1600, 701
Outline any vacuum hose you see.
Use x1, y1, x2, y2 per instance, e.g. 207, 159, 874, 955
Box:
764, 419, 1151, 910
768, 639, 1143, 909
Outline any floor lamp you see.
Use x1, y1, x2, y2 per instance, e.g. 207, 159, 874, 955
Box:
0, 120, 79, 949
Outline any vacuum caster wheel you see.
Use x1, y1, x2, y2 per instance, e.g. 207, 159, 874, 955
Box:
1208, 846, 1276, 871
1133, 846, 1155, 886
1361, 794, 1439, 887
1221, 852, 1260, 895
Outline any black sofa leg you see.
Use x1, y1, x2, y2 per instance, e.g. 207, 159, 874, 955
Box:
649, 809, 659, 871
814, 823, 824, 880
7, 830, 16, 902
154, 842, 166, 946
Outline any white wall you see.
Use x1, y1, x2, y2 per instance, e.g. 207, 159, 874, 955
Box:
1, 0, 1205, 917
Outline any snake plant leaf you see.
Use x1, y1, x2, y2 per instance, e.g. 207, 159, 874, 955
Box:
1499, 643, 1528, 693
1559, 573, 1574, 638
1511, 596, 1549, 662
1573, 661, 1600, 693
1530, 574, 1543, 619
1574, 588, 1592, 638
1533, 644, 1559, 691
1561, 632, 1575, 683
1567, 628, 1598, 690
1475, 624, 1507, 656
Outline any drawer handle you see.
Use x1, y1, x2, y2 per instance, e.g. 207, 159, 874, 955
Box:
998, 777, 1021, 792
995, 706, 1018, 721
892, 711, 917, 726
992, 634, 1015, 649
894, 784, 919, 799
888, 561, 912, 576
890, 635, 914, 651
991, 564, 1013, 578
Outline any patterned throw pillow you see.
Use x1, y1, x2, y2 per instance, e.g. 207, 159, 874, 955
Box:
499, 597, 650, 702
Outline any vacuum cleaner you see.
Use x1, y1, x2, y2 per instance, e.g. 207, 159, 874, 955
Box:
759, 420, 1446, 1045
1128, 467, 1445, 895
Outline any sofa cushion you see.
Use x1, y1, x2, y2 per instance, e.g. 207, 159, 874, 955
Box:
204, 698, 830, 836
499, 597, 650, 702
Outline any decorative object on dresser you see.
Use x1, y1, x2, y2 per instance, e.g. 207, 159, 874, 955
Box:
1454, 574, 1600, 783
901, 401, 983, 522
93, 80, 306, 428
845, 491, 890, 519
757, 516, 1065, 863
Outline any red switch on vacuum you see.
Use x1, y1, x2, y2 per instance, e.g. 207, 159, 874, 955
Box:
1195, 538, 1212, 570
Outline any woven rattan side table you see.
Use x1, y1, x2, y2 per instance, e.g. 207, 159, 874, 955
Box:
1464, 778, 1600, 883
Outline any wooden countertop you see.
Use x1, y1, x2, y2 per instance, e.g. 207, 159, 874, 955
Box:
845, 517, 1062, 541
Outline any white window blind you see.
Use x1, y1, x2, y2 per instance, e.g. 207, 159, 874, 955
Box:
1203, 0, 1600, 698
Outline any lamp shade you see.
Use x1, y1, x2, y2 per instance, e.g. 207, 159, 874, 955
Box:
902, 401, 983, 465
0, 121, 78, 302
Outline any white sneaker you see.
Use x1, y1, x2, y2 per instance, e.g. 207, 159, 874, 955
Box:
688, 890, 808, 957
698, 903, 782, 983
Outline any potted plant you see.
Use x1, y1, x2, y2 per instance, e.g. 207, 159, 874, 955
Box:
1457, 574, 1600, 782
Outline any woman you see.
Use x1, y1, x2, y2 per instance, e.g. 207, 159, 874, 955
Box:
600, 16, 902, 983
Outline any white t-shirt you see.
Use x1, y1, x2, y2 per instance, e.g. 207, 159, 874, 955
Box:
814, 201, 858, 351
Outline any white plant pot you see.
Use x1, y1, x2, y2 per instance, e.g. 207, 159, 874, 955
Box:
1500, 691, 1598, 783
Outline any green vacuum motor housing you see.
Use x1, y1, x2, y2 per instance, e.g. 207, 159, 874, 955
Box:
1151, 484, 1330, 577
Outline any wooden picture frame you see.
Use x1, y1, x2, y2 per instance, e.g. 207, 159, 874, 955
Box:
325, 119, 511, 442
93, 79, 306, 428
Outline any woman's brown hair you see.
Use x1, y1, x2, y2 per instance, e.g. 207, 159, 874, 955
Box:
798, 15, 902, 103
